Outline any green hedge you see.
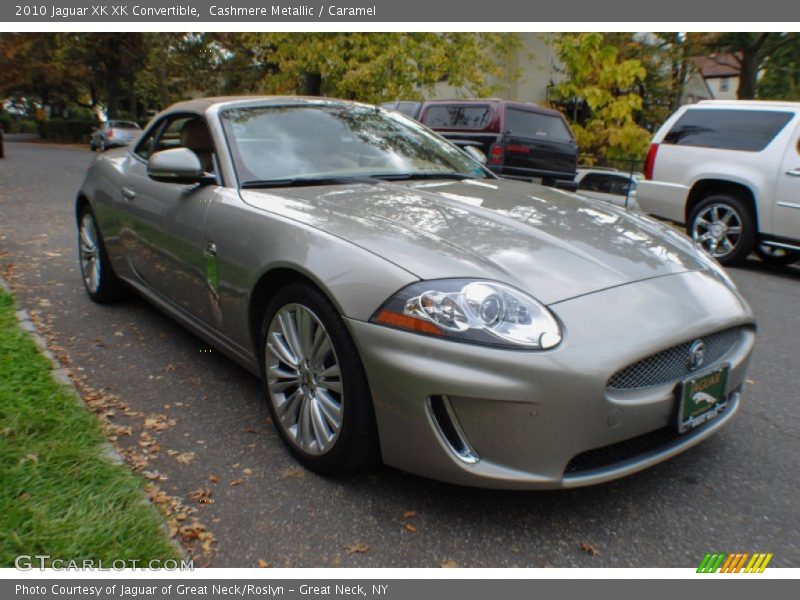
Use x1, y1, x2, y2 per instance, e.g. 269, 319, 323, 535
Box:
0, 115, 38, 134
38, 119, 99, 143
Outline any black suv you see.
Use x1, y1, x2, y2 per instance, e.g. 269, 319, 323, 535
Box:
416, 99, 578, 188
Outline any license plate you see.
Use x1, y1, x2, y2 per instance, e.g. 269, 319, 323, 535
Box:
677, 366, 729, 433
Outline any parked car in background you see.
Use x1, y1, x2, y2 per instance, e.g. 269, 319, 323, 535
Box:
415, 99, 578, 189
575, 167, 641, 209
637, 100, 800, 266
90, 120, 141, 151
76, 96, 755, 488
378, 100, 423, 120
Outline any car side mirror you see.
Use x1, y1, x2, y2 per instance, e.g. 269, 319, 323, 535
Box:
463, 145, 487, 164
147, 148, 213, 185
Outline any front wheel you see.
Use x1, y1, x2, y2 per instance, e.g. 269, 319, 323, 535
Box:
687, 195, 756, 266
260, 282, 379, 475
755, 244, 800, 266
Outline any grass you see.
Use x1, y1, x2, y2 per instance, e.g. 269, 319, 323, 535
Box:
0, 288, 179, 566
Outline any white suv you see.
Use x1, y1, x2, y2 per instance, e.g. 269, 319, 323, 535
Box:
637, 100, 800, 266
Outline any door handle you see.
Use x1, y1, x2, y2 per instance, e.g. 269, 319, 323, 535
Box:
121, 186, 137, 200
786, 169, 800, 177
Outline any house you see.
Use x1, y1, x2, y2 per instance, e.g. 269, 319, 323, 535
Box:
691, 53, 742, 101
426, 33, 562, 105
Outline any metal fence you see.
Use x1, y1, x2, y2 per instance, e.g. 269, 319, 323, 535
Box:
578, 154, 644, 178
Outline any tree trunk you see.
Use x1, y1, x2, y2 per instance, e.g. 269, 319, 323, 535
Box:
301, 72, 322, 96
737, 49, 759, 99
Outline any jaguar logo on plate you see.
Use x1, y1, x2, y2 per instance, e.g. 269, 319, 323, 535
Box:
688, 339, 706, 371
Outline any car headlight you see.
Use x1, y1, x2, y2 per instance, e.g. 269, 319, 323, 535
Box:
371, 279, 561, 350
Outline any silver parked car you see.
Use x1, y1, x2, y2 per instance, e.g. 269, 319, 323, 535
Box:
90, 120, 141, 151
76, 97, 756, 489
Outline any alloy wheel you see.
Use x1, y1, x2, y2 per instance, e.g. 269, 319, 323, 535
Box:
691, 203, 743, 259
79, 213, 101, 294
265, 303, 344, 455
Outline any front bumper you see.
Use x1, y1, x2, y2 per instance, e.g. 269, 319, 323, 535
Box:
347, 270, 755, 489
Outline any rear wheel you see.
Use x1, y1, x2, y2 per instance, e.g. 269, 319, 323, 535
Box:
78, 206, 126, 303
687, 194, 756, 266
260, 282, 379, 475
755, 244, 800, 266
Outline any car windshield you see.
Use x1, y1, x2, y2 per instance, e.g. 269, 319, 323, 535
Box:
219, 104, 491, 186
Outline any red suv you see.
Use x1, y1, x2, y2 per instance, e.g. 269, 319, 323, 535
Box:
417, 99, 578, 188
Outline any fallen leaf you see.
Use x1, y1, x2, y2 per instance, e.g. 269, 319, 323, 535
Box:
402, 511, 417, 519
175, 452, 196, 465
580, 543, 602, 557
344, 542, 369, 554
164, 364, 176, 373
188, 488, 214, 504
244, 427, 259, 434
404, 524, 417, 533
242, 468, 252, 475
257, 559, 270, 568
229, 479, 244, 486
208, 474, 219, 483
281, 467, 305, 479
440, 559, 459, 568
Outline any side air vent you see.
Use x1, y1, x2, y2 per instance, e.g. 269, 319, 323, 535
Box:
428, 395, 479, 464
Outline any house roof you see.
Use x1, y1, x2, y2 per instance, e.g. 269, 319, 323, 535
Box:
693, 54, 741, 79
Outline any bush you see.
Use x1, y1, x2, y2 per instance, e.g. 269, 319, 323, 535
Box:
14, 120, 37, 134
38, 119, 99, 143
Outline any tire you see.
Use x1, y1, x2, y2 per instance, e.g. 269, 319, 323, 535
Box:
259, 282, 379, 475
687, 194, 756, 266
755, 244, 800, 266
78, 205, 126, 303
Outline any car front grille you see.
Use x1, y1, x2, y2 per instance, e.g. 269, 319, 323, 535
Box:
607, 327, 743, 390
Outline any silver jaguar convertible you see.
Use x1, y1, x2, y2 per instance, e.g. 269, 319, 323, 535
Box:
76, 96, 756, 488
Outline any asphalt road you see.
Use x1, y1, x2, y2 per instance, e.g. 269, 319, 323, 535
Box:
1, 141, 798, 568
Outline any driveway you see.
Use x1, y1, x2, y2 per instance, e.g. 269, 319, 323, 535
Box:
1, 141, 798, 567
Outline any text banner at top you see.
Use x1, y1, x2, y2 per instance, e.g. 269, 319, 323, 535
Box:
4, 0, 799, 22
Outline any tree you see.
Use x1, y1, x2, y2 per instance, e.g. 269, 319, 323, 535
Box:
223, 33, 522, 104
551, 33, 651, 163
0, 33, 88, 116
757, 35, 800, 100
707, 33, 800, 99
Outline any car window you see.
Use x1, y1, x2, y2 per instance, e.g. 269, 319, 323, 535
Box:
109, 120, 140, 129
396, 102, 421, 118
152, 116, 196, 153
504, 108, 573, 142
664, 109, 794, 152
580, 173, 634, 195
133, 123, 162, 159
421, 105, 492, 129
221, 104, 490, 183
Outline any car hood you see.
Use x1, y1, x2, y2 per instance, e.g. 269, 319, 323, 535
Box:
240, 178, 712, 305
